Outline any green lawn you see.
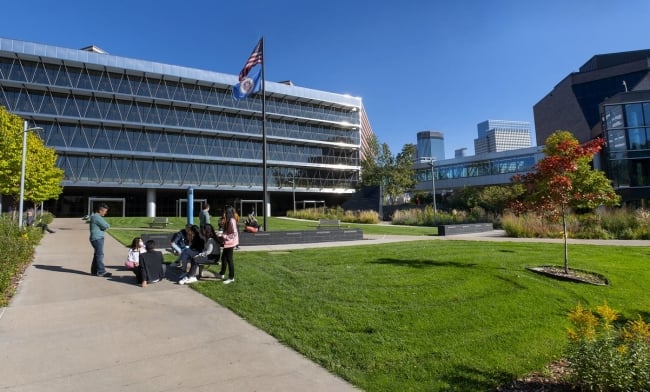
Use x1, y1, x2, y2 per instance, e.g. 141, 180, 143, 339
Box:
106, 217, 650, 390
105, 216, 438, 237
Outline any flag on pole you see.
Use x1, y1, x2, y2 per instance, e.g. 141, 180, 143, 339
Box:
232, 66, 262, 100
238, 38, 263, 81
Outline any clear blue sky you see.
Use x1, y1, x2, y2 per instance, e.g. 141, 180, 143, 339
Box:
3, 0, 650, 158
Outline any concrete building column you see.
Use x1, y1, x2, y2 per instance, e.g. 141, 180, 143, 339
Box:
146, 189, 156, 217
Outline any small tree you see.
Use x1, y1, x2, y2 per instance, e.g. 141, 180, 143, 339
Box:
0, 106, 64, 212
511, 131, 620, 272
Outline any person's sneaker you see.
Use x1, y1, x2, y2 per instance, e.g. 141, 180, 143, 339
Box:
97, 272, 112, 277
215, 274, 225, 280
178, 276, 189, 285
223, 278, 235, 285
186, 276, 198, 284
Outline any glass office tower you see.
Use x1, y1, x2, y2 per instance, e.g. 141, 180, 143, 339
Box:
0, 38, 362, 216
474, 120, 532, 155
416, 131, 445, 160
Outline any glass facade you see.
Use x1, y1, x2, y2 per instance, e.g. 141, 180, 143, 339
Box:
416, 131, 445, 160
603, 101, 650, 190
474, 120, 532, 155
414, 152, 538, 184
0, 38, 363, 215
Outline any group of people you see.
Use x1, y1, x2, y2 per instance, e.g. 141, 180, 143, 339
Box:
86, 202, 239, 286
124, 236, 165, 287
170, 203, 239, 285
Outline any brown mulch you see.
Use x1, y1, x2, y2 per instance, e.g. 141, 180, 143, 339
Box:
496, 359, 573, 391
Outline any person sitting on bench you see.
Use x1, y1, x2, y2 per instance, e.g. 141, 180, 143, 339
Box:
179, 224, 220, 285
244, 213, 260, 233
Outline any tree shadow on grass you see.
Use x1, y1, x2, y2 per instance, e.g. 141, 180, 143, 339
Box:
370, 258, 477, 269
440, 364, 513, 391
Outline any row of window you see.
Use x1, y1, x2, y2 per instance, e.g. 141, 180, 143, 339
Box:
40, 121, 358, 166
415, 156, 536, 182
1, 87, 360, 146
0, 57, 358, 124
59, 155, 358, 189
606, 158, 650, 188
605, 102, 650, 129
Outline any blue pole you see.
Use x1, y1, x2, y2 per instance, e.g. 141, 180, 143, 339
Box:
187, 187, 194, 225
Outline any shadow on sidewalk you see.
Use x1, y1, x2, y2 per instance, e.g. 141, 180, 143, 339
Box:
33, 264, 88, 276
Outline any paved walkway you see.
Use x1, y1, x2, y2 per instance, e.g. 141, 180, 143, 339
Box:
0, 219, 647, 392
0, 218, 358, 392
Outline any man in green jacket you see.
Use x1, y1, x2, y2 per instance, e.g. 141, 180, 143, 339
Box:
89, 203, 112, 277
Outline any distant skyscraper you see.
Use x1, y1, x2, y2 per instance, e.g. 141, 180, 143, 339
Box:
416, 131, 445, 160
474, 120, 532, 155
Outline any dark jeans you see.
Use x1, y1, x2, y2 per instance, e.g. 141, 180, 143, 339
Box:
219, 247, 235, 279
90, 238, 106, 275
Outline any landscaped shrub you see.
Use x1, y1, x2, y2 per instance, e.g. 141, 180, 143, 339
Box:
566, 303, 650, 391
0, 215, 42, 306
286, 207, 380, 224
503, 208, 650, 240
597, 208, 636, 238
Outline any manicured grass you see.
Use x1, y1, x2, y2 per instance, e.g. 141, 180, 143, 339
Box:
190, 241, 650, 391
104, 217, 646, 390
104, 216, 438, 236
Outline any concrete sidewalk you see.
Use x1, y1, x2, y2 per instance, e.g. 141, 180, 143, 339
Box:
1, 219, 647, 392
0, 218, 358, 392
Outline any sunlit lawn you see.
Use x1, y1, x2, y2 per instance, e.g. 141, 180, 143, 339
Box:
105, 216, 438, 239
106, 217, 650, 390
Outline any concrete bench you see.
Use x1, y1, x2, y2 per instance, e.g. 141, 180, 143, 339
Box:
437, 223, 493, 236
317, 219, 341, 228
195, 253, 221, 278
148, 217, 169, 228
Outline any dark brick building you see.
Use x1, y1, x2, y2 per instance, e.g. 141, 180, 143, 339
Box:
534, 50, 650, 204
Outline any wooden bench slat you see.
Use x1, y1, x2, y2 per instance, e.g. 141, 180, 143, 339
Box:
317, 219, 341, 228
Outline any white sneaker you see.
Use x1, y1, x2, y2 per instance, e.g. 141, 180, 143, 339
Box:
216, 274, 225, 280
187, 276, 198, 284
223, 278, 235, 285
178, 276, 189, 285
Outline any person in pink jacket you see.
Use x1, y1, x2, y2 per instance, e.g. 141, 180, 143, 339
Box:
217, 205, 239, 284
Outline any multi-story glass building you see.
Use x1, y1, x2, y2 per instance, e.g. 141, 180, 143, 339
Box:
602, 90, 650, 202
534, 49, 650, 204
474, 120, 532, 155
416, 130, 445, 160
0, 37, 365, 217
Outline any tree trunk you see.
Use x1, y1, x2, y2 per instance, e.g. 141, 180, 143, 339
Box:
562, 206, 569, 273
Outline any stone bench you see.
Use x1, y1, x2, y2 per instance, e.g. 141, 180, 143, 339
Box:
437, 223, 493, 236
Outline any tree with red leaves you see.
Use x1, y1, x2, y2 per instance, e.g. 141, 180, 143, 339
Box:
511, 131, 620, 272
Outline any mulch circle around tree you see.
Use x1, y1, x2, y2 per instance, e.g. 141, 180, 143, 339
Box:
526, 266, 609, 286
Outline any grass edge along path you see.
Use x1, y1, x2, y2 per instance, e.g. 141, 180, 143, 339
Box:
190, 240, 649, 391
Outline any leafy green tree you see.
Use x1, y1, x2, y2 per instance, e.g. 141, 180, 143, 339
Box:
477, 185, 524, 215
511, 131, 620, 272
359, 133, 382, 187
359, 136, 416, 205
0, 106, 64, 211
383, 143, 416, 204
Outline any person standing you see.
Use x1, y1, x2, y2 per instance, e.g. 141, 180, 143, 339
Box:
89, 203, 112, 277
199, 203, 211, 230
217, 205, 239, 284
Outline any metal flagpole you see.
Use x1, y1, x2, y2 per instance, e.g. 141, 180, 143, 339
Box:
261, 37, 268, 232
